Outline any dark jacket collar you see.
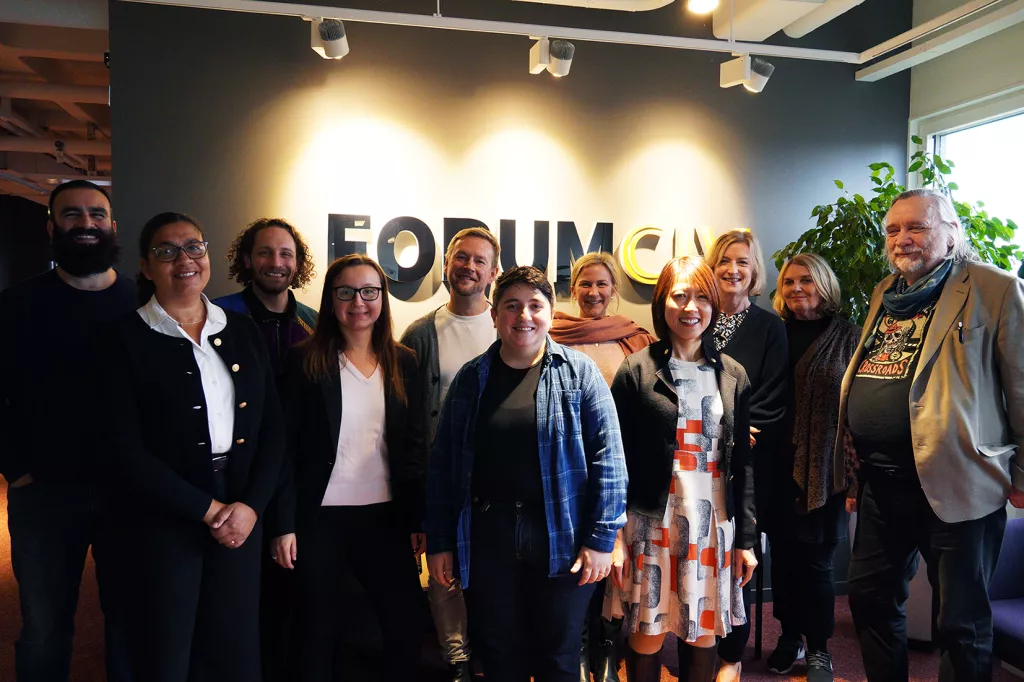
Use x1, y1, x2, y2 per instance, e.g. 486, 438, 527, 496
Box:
242, 285, 297, 323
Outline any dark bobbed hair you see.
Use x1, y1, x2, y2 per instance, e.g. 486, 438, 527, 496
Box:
136, 212, 205, 306
48, 180, 112, 218
491, 266, 554, 307
303, 255, 407, 404
225, 217, 315, 289
651, 256, 720, 342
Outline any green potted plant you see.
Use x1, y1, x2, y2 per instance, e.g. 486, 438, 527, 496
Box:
772, 135, 1022, 325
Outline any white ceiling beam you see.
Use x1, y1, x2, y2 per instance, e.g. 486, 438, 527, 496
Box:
856, 0, 1024, 82
4, 46, 106, 63
0, 22, 108, 54
0, 137, 111, 155
858, 0, 1004, 64
0, 81, 108, 104
15, 172, 112, 186
118, 0, 862, 63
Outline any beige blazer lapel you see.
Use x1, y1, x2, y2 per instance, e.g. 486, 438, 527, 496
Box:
913, 264, 971, 385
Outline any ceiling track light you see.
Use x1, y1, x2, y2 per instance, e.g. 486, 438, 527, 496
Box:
686, 0, 719, 14
310, 17, 349, 59
720, 54, 775, 93
529, 36, 575, 77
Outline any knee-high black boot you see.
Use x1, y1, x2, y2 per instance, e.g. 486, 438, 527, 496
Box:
624, 646, 661, 682
682, 644, 719, 682
592, 617, 623, 682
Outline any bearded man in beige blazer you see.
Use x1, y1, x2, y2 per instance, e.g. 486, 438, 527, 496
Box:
833, 188, 1024, 682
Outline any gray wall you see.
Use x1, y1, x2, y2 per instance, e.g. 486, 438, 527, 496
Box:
110, 0, 912, 332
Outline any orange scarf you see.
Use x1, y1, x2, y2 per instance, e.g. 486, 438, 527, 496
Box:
550, 311, 656, 356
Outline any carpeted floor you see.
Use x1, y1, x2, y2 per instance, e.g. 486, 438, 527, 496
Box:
1, 481, 1021, 681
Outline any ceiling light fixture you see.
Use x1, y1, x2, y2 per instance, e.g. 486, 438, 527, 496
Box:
687, 0, 719, 14
311, 17, 349, 59
720, 54, 775, 93
529, 37, 575, 77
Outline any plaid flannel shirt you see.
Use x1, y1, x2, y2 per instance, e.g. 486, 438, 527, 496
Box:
424, 337, 627, 589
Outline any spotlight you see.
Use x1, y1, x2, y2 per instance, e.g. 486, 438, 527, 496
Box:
311, 18, 349, 60
687, 0, 719, 13
529, 37, 575, 77
720, 54, 775, 93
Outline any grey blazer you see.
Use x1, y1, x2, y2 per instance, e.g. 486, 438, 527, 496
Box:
832, 262, 1024, 523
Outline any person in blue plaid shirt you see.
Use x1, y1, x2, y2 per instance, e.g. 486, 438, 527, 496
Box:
424, 265, 628, 682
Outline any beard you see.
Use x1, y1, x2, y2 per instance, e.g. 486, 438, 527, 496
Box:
252, 270, 294, 296
51, 226, 120, 277
448, 272, 486, 298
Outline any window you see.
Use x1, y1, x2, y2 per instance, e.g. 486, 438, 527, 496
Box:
932, 112, 1024, 247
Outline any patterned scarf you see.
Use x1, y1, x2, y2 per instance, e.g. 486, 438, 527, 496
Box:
881, 259, 953, 318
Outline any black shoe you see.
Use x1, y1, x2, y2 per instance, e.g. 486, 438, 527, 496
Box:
449, 661, 472, 682
806, 651, 834, 682
766, 636, 805, 675
580, 649, 592, 682
593, 640, 620, 682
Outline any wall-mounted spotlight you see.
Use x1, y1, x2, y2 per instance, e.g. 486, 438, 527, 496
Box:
720, 54, 775, 93
686, 0, 719, 13
529, 37, 575, 77
311, 18, 349, 59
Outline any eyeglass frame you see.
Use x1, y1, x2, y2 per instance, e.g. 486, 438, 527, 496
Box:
333, 285, 383, 301
151, 240, 210, 263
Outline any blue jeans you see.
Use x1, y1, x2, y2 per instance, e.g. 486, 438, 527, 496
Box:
7, 479, 131, 682
465, 499, 595, 682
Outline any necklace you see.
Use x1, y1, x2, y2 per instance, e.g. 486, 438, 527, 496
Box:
175, 312, 207, 326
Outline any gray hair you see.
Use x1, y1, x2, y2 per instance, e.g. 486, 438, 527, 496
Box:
887, 188, 979, 267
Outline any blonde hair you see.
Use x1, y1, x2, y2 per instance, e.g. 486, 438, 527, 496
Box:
570, 252, 619, 291
444, 227, 501, 268
651, 256, 720, 341
705, 229, 767, 296
773, 253, 842, 320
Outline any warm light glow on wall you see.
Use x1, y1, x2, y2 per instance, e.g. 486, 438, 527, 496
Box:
687, 0, 719, 14
265, 77, 748, 330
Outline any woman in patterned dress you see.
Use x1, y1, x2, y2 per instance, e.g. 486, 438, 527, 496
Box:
606, 256, 758, 682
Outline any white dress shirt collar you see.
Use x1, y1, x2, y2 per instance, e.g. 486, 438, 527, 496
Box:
139, 293, 227, 344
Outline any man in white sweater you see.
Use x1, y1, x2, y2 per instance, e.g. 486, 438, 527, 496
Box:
400, 226, 500, 682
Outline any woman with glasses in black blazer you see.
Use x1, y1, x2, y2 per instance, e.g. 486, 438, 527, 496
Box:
107, 212, 285, 682
272, 254, 427, 681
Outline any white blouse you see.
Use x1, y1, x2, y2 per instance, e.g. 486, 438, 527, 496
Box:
321, 357, 391, 506
138, 294, 235, 455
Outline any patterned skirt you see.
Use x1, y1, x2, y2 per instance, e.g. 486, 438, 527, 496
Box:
604, 467, 745, 642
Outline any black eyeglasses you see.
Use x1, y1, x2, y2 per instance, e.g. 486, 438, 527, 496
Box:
334, 286, 383, 301
152, 241, 209, 262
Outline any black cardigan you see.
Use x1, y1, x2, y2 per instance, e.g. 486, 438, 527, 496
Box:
719, 304, 788, 441
107, 311, 285, 522
610, 339, 756, 549
274, 343, 427, 538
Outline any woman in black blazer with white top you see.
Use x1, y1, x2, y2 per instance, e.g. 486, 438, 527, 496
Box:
107, 212, 285, 682
271, 254, 427, 681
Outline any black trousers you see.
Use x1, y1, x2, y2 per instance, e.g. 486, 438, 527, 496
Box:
848, 470, 1006, 682
465, 501, 595, 682
123, 508, 263, 682
259, 550, 294, 682
294, 502, 423, 682
7, 479, 132, 682
768, 536, 839, 650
